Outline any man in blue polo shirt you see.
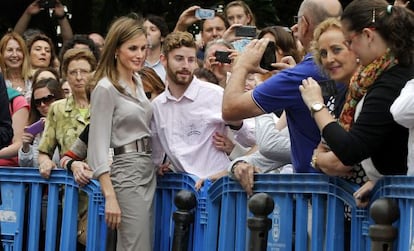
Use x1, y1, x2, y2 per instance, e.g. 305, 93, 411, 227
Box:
222, 0, 342, 194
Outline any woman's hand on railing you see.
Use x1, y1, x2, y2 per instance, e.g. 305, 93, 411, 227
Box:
353, 180, 375, 208
71, 161, 93, 187
38, 156, 56, 179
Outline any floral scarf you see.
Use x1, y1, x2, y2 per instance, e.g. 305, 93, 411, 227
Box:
338, 49, 397, 131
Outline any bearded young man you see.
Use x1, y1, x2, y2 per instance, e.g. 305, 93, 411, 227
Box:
151, 31, 250, 181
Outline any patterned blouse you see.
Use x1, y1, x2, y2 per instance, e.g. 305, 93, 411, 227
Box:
38, 95, 90, 157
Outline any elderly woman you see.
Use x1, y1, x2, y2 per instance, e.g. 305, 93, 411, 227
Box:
37, 48, 96, 248
37, 48, 96, 177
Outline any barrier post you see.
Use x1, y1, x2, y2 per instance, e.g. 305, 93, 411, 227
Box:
172, 190, 197, 251
247, 193, 274, 251
369, 198, 399, 251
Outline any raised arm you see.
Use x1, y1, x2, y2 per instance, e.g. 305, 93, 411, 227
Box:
53, 0, 73, 43
222, 38, 268, 121
14, 0, 42, 35
174, 6, 201, 32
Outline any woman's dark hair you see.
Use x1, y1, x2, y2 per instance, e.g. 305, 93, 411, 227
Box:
29, 78, 64, 124
341, 0, 414, 66
257, 26, 302, 63
26, 33, 57, 68
32, 67, 60, 84
194, 68, 219, 85
59, 34, 101, 64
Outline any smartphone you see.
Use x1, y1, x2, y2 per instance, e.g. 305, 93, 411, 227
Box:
235, 26, 257, 38
319, 79, 337, 97
195, 8, 215, 20
38, 0, 56, 9
260, 41, 277, 71
215, 51, 231, 64
25, 120, 45, 136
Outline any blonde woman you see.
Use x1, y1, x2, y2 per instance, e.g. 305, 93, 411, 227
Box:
0, 31, 32, 101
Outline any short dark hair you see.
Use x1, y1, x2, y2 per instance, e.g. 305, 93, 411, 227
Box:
59, 34, 100, 63
145, 15, 169, 38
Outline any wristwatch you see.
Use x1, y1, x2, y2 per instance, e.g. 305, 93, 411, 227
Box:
310, 102, 326, 117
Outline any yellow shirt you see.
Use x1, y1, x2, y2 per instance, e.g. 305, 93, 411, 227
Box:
38, 95, 90, 157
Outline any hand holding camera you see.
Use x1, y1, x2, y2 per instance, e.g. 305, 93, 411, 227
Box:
195, 8, 215, 20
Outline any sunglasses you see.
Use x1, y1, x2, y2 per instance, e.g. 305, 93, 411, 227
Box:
34, 94, 55, 107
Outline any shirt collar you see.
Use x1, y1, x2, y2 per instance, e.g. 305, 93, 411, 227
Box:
162, 76, 200, 103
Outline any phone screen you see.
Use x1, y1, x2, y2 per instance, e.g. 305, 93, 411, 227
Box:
235, 26, 257, 38
195, 9, 215, 19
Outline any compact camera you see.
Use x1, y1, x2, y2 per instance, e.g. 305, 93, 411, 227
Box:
38, 0, 56, 9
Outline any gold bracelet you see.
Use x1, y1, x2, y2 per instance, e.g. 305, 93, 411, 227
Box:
310, 152, 320, 171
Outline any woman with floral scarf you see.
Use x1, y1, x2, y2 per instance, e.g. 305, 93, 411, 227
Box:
299, 0, 414, 207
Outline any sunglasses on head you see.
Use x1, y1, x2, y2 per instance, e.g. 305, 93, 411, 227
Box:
34, 94, 55, 107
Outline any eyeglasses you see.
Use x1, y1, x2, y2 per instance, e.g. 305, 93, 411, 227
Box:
68, 69, 91, 78
344, 32, 360, 47
293, 15, 303, 24
34, 94, 55, 107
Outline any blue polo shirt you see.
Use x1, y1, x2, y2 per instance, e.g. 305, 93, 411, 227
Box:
252, 53, 328, 173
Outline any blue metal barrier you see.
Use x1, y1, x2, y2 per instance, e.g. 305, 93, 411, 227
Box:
2, 169, 413, 251
369, 176, 414, 251
154, 173, 208, 251
155, 173, 414, 251
0, 167, 106, 251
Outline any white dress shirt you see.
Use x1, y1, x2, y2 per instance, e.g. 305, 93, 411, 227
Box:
151, 77, 248, 179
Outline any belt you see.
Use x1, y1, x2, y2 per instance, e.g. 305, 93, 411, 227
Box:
114, 137, 152, 155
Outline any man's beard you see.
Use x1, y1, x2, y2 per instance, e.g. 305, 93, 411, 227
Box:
166, 64, 193, 86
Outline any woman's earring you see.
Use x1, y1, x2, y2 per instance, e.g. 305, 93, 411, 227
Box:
115, 54, 118, 60
356, 58, 360, 64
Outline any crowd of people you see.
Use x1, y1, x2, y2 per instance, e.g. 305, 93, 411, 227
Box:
0, 0, 413, 250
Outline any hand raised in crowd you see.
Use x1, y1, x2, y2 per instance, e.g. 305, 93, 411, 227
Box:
53, 0, 66, 17
232, 38, 270, 75
25, 0, 43, 15
174, 5, 201, 32
212, 132, 235, 155
222, 24, 243, 42
232, 162, 261, 196
70, 161, 93, 187
38, 157, 56, 179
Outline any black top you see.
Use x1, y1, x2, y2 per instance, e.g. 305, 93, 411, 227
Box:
323, 64, 414, 175
0, 74, 13, 149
